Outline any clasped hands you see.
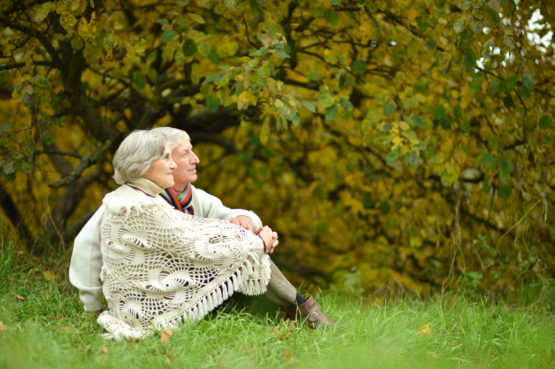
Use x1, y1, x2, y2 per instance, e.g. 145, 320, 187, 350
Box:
230, 215, 279, 254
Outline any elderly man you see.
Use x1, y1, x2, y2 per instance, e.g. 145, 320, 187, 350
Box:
69, 127, 335, 328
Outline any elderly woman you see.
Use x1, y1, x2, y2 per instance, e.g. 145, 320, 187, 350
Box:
95, 130, 276, 339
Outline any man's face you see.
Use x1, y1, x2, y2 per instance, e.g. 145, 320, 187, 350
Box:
171, 140, 200, 192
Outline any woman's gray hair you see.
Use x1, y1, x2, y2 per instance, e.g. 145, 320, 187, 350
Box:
150, 127, 191, 151
112, 130, 167, 185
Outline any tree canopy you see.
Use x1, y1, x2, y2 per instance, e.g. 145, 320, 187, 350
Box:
0, 0, 553, 296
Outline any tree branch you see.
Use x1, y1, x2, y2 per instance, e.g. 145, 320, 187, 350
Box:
0, 181, 36, 250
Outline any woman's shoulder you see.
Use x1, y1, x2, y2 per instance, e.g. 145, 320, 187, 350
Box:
102, 185, 165, 215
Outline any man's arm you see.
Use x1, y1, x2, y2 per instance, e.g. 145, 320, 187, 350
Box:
68, 205, 105, 311
191, 186, 263, 229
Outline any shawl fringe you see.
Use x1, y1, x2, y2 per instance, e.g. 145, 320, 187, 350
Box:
99, 249, 271, 340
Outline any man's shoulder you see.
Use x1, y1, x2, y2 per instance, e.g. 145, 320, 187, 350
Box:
191, 185, 213, 197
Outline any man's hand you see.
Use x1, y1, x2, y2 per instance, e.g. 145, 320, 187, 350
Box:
230, 215, 254, 231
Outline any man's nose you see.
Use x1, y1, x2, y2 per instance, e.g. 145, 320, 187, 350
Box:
191, 151, 200, 164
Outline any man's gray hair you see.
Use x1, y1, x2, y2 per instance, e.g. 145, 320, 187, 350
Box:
112, 130, 167, 185
150, 127, 191, 151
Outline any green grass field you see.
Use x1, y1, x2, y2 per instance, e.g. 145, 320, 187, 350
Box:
1, 240, 553, 369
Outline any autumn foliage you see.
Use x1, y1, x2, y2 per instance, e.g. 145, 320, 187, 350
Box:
0, 0, 552, 296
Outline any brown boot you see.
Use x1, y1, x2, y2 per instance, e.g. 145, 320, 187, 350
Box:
284, 296, 337, 329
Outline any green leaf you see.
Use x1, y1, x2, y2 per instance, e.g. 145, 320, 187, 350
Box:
506, 0, 516, 14
198, 42, 212, 57
490, 79, 500, 94
182, 39, 196, 56
306, 72, 321, 81
520, 85, 531, 99
484, 6, 501, 26
411, 115, 425, 128
386, 146, 401, 164
503, 95, 514, 109
460, 43, 476, 70
453, 17, 465, 33
352, 60, 366, 74
300, 101, 316, 113
203, 71, 224, 84
309, 5, 325, 18
3, 161, 14, 175
326, 10, 339, 25
71, 37, 84, 51
161, 30, 177, 43
482, 180, 491, 193
20, 162, 32, 173
461, 120, 470, 133
274, 48, 290, 59
502, 75, 517, 93
0, 122, 12, 132
498, 183, 511, 199
206, 94, 220, 112
379, 201, 390, 214
499, 156, 514, 173
133, 72, 147, 89
249, 0, 259, 14
318, 92, 334, 109
432, 105, 445, 120
405, 151, 421, 168
176, 18, 188, 29
539, 115, 552, 130
208, 50, 220, 64
478, 150, 496, 169
325, 104, 338, 120
43, 130, 55, 145
384, 103, 396, 115
522, 74, 534, 89
288, 111, 300, 126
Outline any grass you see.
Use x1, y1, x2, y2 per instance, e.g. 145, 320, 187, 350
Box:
0, 239, 553, 369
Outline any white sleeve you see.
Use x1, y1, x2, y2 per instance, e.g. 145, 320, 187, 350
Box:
69, 205, 105, 311
192, 186, 263, 229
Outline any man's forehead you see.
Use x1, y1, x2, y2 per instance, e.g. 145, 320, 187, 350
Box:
174, 140, 192, 151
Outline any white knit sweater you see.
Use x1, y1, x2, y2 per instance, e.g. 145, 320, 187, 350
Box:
69, 181, 262, 312
78, 178, 270, 340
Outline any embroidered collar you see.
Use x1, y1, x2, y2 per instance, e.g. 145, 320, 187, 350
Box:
127, 178, 165, 198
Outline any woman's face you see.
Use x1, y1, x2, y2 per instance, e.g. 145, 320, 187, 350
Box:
143, 145, 177, 188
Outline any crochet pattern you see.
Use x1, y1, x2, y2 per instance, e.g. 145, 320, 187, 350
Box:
97, 185, 271, 340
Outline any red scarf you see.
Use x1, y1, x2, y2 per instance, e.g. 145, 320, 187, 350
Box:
163, 185, 194, 215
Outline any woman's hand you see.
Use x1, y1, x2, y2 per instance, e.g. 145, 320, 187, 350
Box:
230, 215, 254, 231
256, 226, 279, 254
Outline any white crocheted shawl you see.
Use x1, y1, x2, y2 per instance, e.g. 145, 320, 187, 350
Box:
97, 179, 271, 340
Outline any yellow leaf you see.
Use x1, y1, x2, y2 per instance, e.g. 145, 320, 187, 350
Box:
284, 349, 294, 361
100, 346, 109, 354
0, 320, 7, 331
60, 11, 78, 31
55, 1, 68, 14
42, 270, 54, 281
78, 18, 90, 39
189, 13, 205, 24
161, 328, 172, 343
133, 38, 147, 57
418, 323, 433, 336
407, 9, 419, 23
237, 90, 251, 110
33, 2, 53, 23
216, 41, 239, 57
260, 120, 270, 145
14, 293, 25, 301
